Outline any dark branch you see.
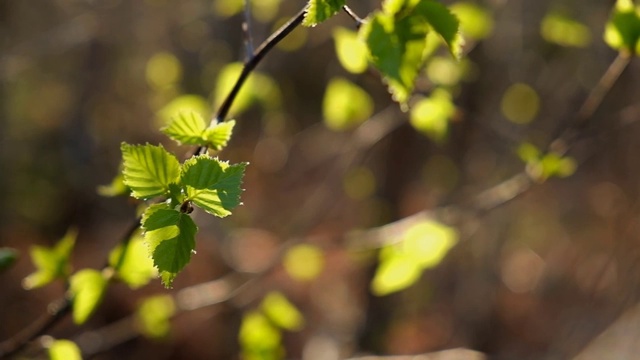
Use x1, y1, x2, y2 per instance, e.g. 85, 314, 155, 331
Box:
343, 5, 364, 28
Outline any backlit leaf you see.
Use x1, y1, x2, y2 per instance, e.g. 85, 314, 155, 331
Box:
239, 311, 283, 360
415, 0, 464, 58
203, 120, 236, 150
323, 78, 373, 131
108, 234, 157, 289
121, 143, 181, 199
333, 27, 369, 74
23, 228, 77, 290
371, 249, 422, 296
541, 12, 591, 48
48, 340, 82, 360
303, 0, 346, 27
450, 2, 494, 40
181, 156, 247, 218
142, 204, 197, 288
162, 112, 207, 145
261, 292, 304, 331
70, 269, 108, 324
283, 244, 325, 281
604, 0, 640, 54
410, 89, 456, 143
136, 295, 175, 339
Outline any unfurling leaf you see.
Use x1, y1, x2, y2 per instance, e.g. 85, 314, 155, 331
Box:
142, 204, 198, 288
604, 0, 640, 54
303, 0, 346, 27
162, 112, 207, 145
203, 120, 236, 150
23, 228, 77, 290
181, 156, 247, 218
121, 143, 181, 199
261, 292, 305, 331
70, 269, 108, 324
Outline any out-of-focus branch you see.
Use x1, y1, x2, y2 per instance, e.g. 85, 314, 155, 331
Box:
346, 348, 486, 360
242, 0, 254, 59
343, 5, 365, 28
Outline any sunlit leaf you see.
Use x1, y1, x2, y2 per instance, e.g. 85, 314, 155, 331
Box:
136, 295, 175, 339
283, 244, 325, 281
323, 77, 373, 131
23, 228, 77, 290
410, 89, 456, 143
48, 340, 82, 360
261, 292, 304, 331
70, 269, 108, 324
108, 234, 157, 289
414, 0, 464, 59
371, 249, 423, 296
181, 156, 247, 218
239, 311, 283, 360
121, 143, 181, 199
97, 172, 129, 197
303, 0, 346, 27
360, 11, 430, 106
450, 2, 494, 40
604, 0, 640, 54
142, 203, 198, 288
333, 27, 369, 74
517, 142, 541, 163
402, 220, 458, 268
162, 111, 207, 145
203, 120, 236, 150
541, 12, 591, 48
0, 248, 18, 273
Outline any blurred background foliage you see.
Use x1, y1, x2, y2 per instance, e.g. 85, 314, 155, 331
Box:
2, 0, 640, 359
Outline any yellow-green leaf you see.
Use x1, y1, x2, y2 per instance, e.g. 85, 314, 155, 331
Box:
323, 77, 373, 131
410, 89, 456, 143
121, 143, 181, 200
283, 244, 325, 281
261, 292, 304, 331
333, 27, 369, 74
108, 234, 157, 289
239, 311, 283, 360
48, 339, 82, 360
541, 12, 591, 48
23, 228, 77, 290
303, 0, 346, 27
70, 269, 108, 324
136, 295, 175, 339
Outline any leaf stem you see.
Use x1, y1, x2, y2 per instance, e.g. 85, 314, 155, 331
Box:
343, 5, 365, 28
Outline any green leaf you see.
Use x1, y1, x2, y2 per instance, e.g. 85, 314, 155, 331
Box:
136, 295, 175, 339
48, 340, 82, 360
415, 0, 463, 59
141, 204, 198, 287
202, 120, 236, 150
157, 94, 210, 126
239, 311, 283, 360
121, 143, 181, 199
97, 171, 129, 197
541, 12, 591, 48
0, 248, 19, 273
604, 0, 640, 54
283, 244, 325, 281
181, 156, 247, 218
333, 27, 369, 74
323, 78, 374, 131
410, 89, 456, 143
261, 292, 304, 331
450, 2, 494, 41
162, 112, 207, 145
371, 249, 423, 296
23, 228, 77, 290
69, 269, 108, 324
108, 234, 157, 289
303, 0, 346, 27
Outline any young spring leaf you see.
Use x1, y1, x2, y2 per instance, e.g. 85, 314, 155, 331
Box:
360, 0, 462, 106
261, 292, 305, 331
142, 203, 198, 288
410, 88, 456, 143
136, 295, 175, 338
202, 120, 236, 150
303, 0, 346, 27
23, 228, 77, 290
323, 77, 373, 131
48, 340, 82, 360
69, 269, 108, 324
604, 0, 640, 54
162, 112, 207, 145
121, 143, 181, 199
181, 156, 247, 218
333, 27, 369, 74
108, 234, 157, 289
239, 311, 283, 359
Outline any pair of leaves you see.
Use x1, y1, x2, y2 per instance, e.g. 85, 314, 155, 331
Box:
517, 143, 577, 182
371, 220, 458, 296
162, 112, 235, 150
121, 143, 246, 287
